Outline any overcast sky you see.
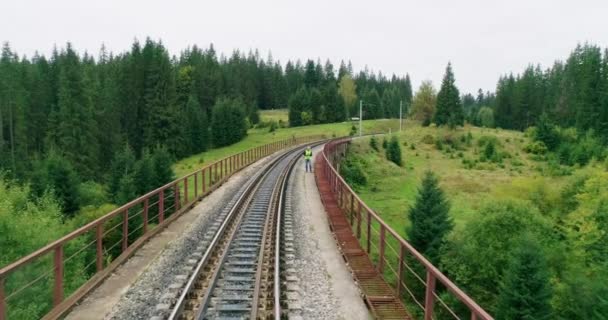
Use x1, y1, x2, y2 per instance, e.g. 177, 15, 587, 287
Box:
3, 0, 607, 93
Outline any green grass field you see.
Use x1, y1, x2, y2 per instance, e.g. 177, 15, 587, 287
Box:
343, 121, 573, 238
259, 109, 289, 123
173, 116, 400, 178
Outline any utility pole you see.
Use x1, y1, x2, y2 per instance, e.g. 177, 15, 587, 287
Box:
399, 100, 403, 132
359, 100, 363, 137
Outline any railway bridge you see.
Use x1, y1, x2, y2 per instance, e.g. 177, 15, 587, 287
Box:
0, 135, 492, 320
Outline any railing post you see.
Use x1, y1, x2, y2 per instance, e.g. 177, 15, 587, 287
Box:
229, 155, 232, 174
194, 172, 198, 198
397, 244, 405, 297
350, 193, 355, 226
212, 163, 215, 185
471, 313, 478, 320
96, 224, 104, 272
202, 169, 206, 194
356, 201, 362, 238
424, 271, 437, 320
184, 177, 189, 204
0, 276, 5, 320
143, 198, 149, 233
53, 245, 64, 306
220, 159, 223, 180
378, 225, 386, 273
122, 209, 129, 252
159, 190, 165, 223
366, 210, 372, 253
174, 184, 180, 212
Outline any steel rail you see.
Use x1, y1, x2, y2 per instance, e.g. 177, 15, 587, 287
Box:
167, 147, 292, 320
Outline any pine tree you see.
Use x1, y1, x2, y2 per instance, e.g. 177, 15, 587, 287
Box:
407, 171, 453, 264
496, 236, 552, 319
152, 145, 175, 188
535, 113, 560, 151
211, 97, 247, 147
32, 151, 81, 217
386, 136, 402, 166
288, 87, 309, 127
364, 88, 382, 119
134, 149, 155, 195
185, 95, 208, 154
108, 144, 136, 202
434, 63, 464, 128
116, 174, 137, 205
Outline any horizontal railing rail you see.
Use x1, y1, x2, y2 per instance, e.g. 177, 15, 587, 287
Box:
0, 134, 325, 320
319, 137, 493, 320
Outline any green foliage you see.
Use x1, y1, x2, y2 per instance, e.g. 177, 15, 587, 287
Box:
349, 124, 357, 136
442, 200, 556, 312
434, 63, 464, 128
410, 80, 436, 124
407, 171, 452, 265
0, 178, 87, 319
386, 136, 403, 166
340, 157, 367, 188
288, 86, 309, 126
300, 111, 312, 125
31, 151, 81, 217
477, 106, 495, 128
134, 149, 155, 195
496, 235, 553, 319
524, 141, 548, 155
535, 113, 561, 151
77, 181, 108, 207
184, 95, 209, 154
369, 136, 379, 151
152, 145, 175, 188
268, 120, 278, 133
211, 97, 248, 147
382, 137, 388, 149
108, 144, 136, 203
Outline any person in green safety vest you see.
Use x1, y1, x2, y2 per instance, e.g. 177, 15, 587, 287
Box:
304, 146, 313, 172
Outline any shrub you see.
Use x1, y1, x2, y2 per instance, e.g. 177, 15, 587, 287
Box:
341, 158, 367, 187
410, 143, 416, 150
382, 137, 388, 149
421, 134, 435, 144
435, 139, 444, 151
300, 111, 313, 125
524, 141, 548, 155
269, 120, 278, 133
370, 136, 379, 151
349, 125, 357, 136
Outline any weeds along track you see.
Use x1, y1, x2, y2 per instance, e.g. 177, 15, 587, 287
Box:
152, 143, 311, 320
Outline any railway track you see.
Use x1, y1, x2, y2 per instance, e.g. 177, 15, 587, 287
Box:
153, 143, 311, 320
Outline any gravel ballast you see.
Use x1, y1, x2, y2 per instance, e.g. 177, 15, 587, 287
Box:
104, 156, 274, 320
289, 146, 371, 320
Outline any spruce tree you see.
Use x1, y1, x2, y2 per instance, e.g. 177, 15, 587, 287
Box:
407, 171, 453, 264
108, 144, 136, 202
32, 151, 81, 217
386, 136, 403, 166
496, 236, 552, 319
152, 145, 175, 188
211, 97, 247, 147
288, 87, 309, 127
434, 63, 464, 128
134, 149, 155, 195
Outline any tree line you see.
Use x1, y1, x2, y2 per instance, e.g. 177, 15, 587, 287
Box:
287, 60, 413, 126
0, 39, 410, 216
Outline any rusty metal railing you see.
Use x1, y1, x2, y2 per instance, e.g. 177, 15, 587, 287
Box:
319, 137, 493, 320
0, 135, 325, 320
